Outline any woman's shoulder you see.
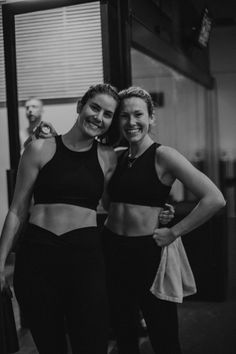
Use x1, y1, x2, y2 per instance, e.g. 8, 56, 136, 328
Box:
156, 144, 179, 158
22, 137, 56, 164
97, 142, 115, 157
155, 144, 187, 167
97, 142, 117, 170
114, 145, 128, 158
25, 137, 55, 153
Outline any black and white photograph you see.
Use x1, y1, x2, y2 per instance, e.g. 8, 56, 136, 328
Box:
0, 1, 235, 353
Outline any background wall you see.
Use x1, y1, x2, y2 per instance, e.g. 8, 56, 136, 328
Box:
210, 27, 236, 160
210, 26, 236, 217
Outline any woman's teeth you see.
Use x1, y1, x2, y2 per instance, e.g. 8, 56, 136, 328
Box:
89, 122, 101, 130
126, 128, 140, 135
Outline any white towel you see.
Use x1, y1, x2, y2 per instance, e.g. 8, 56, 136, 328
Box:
150, 237, 197, 303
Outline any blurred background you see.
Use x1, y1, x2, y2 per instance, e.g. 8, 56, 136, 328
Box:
0, 0, 236, 353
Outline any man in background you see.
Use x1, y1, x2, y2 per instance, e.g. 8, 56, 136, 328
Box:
20, 96, 56, 153
20, 97, 44, 151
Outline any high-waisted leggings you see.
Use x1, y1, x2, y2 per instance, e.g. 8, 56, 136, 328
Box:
102, 226, 182, 354
13, 223, 108, 354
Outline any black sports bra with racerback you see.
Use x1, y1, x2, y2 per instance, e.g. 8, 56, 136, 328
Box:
107, 143, 171, 207
33, 135, 104, 211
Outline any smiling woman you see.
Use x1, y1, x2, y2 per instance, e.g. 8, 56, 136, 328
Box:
76, 93, 116, 139
102, 86, 226, 354
0, 83, 120, 354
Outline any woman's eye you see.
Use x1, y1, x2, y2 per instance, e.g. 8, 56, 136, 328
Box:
91, 105, 99, 112
104, 113, 113, 119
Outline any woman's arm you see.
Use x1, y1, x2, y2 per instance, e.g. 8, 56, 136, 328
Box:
0, 141, 42, 289
99, 145, 117, 212
154, 146, 226, 246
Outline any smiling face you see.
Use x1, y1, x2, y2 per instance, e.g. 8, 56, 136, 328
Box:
77, 93, 118, 138
119, 97, 154, 144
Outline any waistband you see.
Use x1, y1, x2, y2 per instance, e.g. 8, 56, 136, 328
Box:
22, 223, 100, 247
102, 226, 155, 244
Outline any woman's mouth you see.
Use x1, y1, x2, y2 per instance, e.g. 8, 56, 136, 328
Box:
125, 127, 141, 136
87, 120, 103, 130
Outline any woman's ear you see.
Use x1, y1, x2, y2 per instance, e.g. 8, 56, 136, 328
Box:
149, 114, 155, 125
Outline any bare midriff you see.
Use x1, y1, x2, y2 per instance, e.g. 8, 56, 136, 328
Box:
105, 202, 162, 236
29, 204, 97, 236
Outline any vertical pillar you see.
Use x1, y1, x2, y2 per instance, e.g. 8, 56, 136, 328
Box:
205, 79, 220, 186
2, 5, 20, 170
101, 0, 132, 90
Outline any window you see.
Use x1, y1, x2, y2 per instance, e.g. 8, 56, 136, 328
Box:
0, 1, 103, 103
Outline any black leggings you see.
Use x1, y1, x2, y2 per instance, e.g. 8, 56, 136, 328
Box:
102, 227, 182, 354
13, 223, 108, 354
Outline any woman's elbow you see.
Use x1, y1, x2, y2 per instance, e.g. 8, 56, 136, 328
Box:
211, 193, 226, 211
218, 195, 227, 209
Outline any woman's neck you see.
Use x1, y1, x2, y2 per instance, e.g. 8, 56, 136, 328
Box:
129, 135, 154, 158
62, 125, 94, 151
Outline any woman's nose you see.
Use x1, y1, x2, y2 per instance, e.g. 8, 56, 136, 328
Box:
128, 115, 136, 125
95, 112, 103, 122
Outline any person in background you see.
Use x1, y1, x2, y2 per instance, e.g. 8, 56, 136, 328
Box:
102, 86, 226, 354
0, 84, 120, 354
20, 96, 57, 153
20, 97, 44, 151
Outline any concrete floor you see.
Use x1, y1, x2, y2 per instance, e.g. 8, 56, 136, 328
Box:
10, 218, 236, 354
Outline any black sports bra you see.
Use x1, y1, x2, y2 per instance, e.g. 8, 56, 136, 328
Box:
33, 135, 104, 210
108, 143, 171, 207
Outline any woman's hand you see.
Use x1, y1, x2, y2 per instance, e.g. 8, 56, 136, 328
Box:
153, 227, 177, 247
158, 203, 175, 225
